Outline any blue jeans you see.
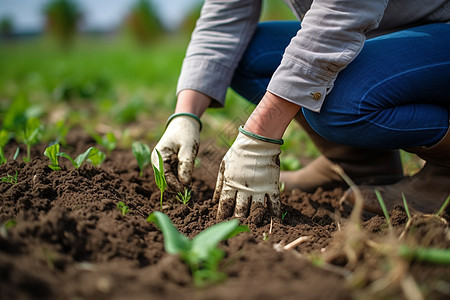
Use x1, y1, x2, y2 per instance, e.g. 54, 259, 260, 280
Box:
230, 21, 450, 149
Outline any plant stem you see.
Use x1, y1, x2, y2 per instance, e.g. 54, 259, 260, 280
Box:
25, 144, 31, 162
375, 189, 392, 231
402, 193, 411, 221
436, 195, 450, 217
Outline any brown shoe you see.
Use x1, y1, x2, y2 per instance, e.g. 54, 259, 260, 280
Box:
343, 122, 450, 215
342, 162, 450, 215
280, 111, 404, 192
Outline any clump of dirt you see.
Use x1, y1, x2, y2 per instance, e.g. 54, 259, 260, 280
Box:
0, 129, 449, 300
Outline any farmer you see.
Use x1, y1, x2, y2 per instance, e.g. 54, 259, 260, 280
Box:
152, 0, 450, 219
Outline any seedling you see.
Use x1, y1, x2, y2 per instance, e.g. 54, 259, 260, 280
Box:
436, 195, 450, 217
58, 146, 106, 169
375, 189, 392, 231
92, 132, 117, 154
147, 211, 249, 287
132, 141, 151, 177
13, 147, 20, 160
401, 193, 411, 222
152, 149, 167, 210
117, 201, 130, 216
1, 171, 18, 185
54, 120, 69, 146
282, 211, 288, 221
0, 129, 11, 165
19, 118, 42, 163
176, 188, 192, 205
44, 143, 61, 171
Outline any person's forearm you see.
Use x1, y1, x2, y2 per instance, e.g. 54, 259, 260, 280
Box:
244, 92, 300, 140
175, 90, 212, 117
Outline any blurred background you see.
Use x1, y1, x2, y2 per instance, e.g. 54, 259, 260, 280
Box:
0, 0, 296, 137
0, 0, 420, 173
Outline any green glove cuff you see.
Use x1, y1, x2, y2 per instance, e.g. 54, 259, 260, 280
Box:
238, 125, 284, 145
166, 113, 203, 131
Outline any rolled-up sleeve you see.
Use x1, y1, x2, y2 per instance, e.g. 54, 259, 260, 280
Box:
267, 0, 389, 112
177, 0, 262, 107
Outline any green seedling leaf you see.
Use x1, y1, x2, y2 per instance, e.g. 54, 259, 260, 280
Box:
20, 118, 42, 163
191, 219, 247, 263
92, 132, 117, 153
282, 211, 288, 221
401, 193, 411, 221
436, 195, 450, 217
73, 147, 95, 167
152, 149, 167, 210
117, 201, 130, 216
132, 141, 151, 177
58, 147, 105, 169
148, 211, 249, 287
13, 147, 20, 160
44, 143, 61, 171
87, 147, 106, 167
0, 129, 11, 165
55, 120, 69, 146
1, 171, 18, 185
176, 188, 192, 205
375, 189, 392, 230
147, 211, 191, 254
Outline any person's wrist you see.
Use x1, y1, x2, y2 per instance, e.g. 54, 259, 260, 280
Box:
244, 92, 299, 139
166, 113, 202, 131
239, 125, 283, 145
175, 90, 211, 117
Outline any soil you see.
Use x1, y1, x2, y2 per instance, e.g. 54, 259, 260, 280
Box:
1, 129, 449, 300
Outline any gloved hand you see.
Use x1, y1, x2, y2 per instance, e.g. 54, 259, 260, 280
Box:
151, 113, 201, 192
214, 126, 282, 220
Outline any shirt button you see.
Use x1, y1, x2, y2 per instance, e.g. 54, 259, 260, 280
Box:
311, 92, 322, 100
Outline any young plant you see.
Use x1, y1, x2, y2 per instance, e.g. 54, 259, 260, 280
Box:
13, 147, 20, 160
117, 201, 130, 216
92, 132, 117, 154
401, 193, 411, 222
375, 189, 392, 231
176, 188, 192, 205
19, 118, 42, 163
152, 149, 167, 211
132, 141, 151, 177
0, 129, 11, 165
147, 211, 249, 287
58, 146, 106, 169
281, 211, 288, 222
44, 143, 61, 171
436, 195, 450, 217
1, 171, 18, 185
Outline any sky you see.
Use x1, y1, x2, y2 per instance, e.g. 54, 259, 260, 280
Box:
0, 0, 202, 33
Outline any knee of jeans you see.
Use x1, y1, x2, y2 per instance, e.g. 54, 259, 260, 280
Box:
303, 107, 367, 146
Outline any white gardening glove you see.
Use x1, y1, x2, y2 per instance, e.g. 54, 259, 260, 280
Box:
214, 126, 282, 220
151, 113, 201, 192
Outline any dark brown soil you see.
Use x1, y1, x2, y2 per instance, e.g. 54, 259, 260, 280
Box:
1, 129, 449, 300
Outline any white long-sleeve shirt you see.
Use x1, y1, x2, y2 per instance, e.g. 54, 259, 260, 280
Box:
177, 0, 450, 112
